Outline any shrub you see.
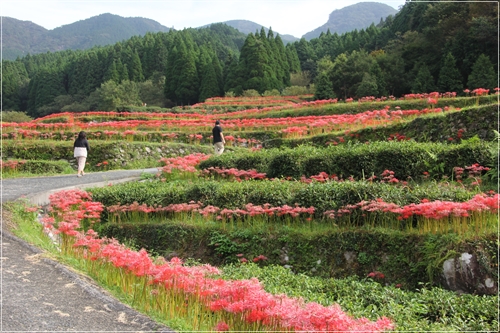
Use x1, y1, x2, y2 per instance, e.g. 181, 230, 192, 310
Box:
1, 111, 33, 123
203, 141, 493, 182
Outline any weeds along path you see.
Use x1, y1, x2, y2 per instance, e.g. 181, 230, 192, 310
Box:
1, 167, 174, 332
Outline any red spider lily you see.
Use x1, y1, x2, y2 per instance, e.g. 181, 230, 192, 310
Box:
214, 321, 230, 331
201, 167, 267, 181
252, 254, 268, 262
159, 153, 210, 174
427, 97, 438, 105
326, 193, 499, 222
41, 189, 395, 332
0, 159, 27, 171
367, 271, 385, 279
471, 88, 489, 96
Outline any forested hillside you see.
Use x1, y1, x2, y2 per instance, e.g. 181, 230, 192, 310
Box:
204, 20, 299, 44
1, 1, 497, 119
2, 14, 171, 60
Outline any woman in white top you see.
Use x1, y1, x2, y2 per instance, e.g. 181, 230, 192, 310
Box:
73, 131, 90, 177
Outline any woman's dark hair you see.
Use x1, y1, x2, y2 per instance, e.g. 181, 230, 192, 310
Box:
78, 131, 86, 139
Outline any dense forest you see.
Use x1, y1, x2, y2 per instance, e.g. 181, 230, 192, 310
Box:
2, 0, 497, 119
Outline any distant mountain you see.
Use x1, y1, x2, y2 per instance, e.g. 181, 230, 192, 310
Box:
2, 3, 399, 60
205, 20, 299, 44
302, 2, 398, 40
2, 14, 171, 60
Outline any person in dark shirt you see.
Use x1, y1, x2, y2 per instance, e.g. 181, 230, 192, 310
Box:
212, 120, 225, 155
73, 131, 90, 177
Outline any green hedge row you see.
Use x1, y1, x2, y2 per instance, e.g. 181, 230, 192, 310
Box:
263, 103, 498, 148
2, 159, 72, 175
242, 95, 497, 119
89, 178, 475, 219
98, 219, 498, 294
199, 140, 494, 181
2, 140, 215, 171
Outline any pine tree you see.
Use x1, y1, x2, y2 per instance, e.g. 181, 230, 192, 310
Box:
103, 59, 120, 83
173, 38, 199, 105
437, 52, 463, 93
212, 55, 224, 96
239, 33, 276, 93
411, 64, 436, 93
84, 51, 102, 95
198, 58, 220, 101
369, 62, 388, 97
467, 54, 496, 90
286, 45, 301, 73
2, 61, 29, 110
314, 72, 335, 99
121, 63, 130, 83
275, 35, 291, 86
356, 73, 378, 97
129, 49, 144, 82
164, 45, 178, 101
223, 54, 242, 95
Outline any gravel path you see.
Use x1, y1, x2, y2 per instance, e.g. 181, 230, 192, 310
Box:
1, 168, 175, 332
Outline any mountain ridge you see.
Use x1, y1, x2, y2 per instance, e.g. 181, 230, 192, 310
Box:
303, 2, 398, 39
2, 2, 398, 60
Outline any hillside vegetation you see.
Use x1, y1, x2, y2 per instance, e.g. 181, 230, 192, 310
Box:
4, 92, 498, 331
1, 1, 497, 120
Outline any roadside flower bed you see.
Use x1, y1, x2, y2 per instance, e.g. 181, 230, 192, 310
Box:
39, 189, 395, 332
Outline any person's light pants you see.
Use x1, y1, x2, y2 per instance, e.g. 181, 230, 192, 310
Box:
214, 142, 224, 155
76, 156, 87, 172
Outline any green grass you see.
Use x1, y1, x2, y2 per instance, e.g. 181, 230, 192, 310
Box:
5, 198, 498, 332
3, 199, 190, 331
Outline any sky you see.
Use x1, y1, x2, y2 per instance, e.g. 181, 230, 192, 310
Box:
1, 0, 407, 38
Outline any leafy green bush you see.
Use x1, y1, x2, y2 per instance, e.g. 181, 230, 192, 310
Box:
90, 177, 475, 219
19, 160, 72, 174
201, 141, 493, 181
0, 111, 33, 123
220, 264, 498, 331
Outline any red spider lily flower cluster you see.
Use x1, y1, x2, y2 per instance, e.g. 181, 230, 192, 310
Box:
0, 159, 27, 171
280, 126, 309, 137
403, 91, 456, 100
367, 271, 386, 279
387, 133, 410, 141
427, 97, 438, 105
161, 132, 178, 140
471, 88, 489, 96
380, 170, 400, 183
324, 192, 499, 221
2, 105, 456, 142
42, 190, 103, 236
201, 167, 267, 181
454, 164, 491, 183
41, 189, 394, 332
252, 254, 268, 262
159, 153, 210, 174
300, 170, 404, 184
106, 201, 315, 222
299, 172, 341, 183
